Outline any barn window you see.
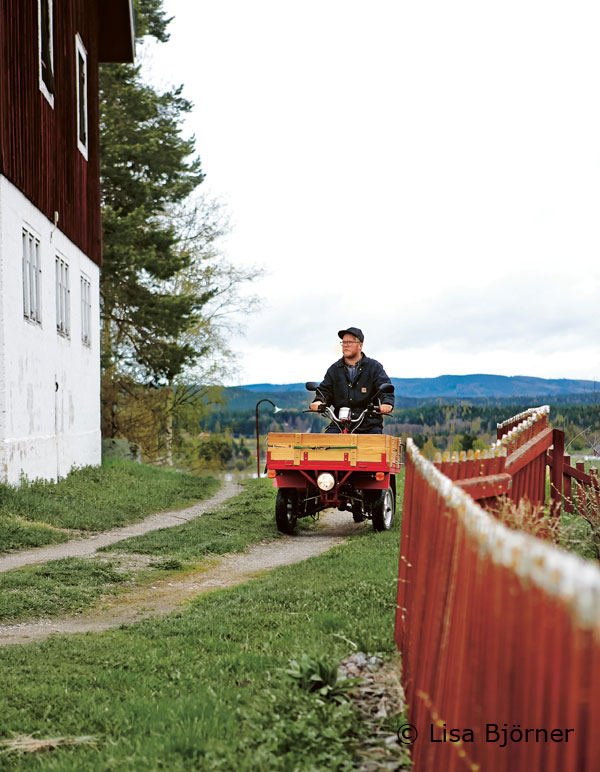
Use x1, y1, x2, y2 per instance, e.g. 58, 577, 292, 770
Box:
81, 274, 91, 346
75, 34, 88, 159
22, 227, 42, 324
56, 256, 70, 337
38, 0, 55, 106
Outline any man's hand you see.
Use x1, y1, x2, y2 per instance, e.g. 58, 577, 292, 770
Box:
310, 401, 323, 412
380, 404, 393, 415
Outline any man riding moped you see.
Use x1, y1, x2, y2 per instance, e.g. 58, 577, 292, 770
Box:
266, 326, 399, 533
310, 327, 394, 433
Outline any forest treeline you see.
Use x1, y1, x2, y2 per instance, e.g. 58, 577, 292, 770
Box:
194, 401, 600, 461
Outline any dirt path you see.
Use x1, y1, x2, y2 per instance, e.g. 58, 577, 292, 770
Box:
0, 510, 365, 646
0, 481, 242, 574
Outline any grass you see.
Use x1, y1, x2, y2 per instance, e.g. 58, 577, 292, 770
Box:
0, 473, 407, 771
0, 480, 284, 623
551, 460, 600, 561
0, 516, 68, 552
0, 459, 220, 554
0, 558, 133, 622
103, 478, 287, 559
533, 465, 600, 561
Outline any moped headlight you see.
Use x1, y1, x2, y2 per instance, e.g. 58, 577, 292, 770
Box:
317, 473, 335, 491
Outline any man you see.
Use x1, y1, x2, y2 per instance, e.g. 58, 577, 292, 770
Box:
310, 327, 394, 434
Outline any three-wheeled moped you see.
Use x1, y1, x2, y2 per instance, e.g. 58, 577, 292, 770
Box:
266, 383, 403, 534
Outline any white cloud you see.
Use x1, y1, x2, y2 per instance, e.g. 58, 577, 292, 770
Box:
150, 1, 600, 385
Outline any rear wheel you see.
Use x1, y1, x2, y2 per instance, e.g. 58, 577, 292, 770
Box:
351, 501, 365, 523
372, 488, 394, 532
276, 489, 298, 534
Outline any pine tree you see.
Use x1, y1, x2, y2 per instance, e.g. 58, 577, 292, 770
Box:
99, 2, 260, 458
99, 0, 204, 395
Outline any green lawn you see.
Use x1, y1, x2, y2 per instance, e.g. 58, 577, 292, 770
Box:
0, 474, 407, 771
103, 478, 282, 559
0, 480, 282, 623
0, 558, 133, 622
0, 459, 220, 554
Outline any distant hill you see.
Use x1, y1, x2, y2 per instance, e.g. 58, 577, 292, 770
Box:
390, 374, 596, 398
222, 374, 598, 411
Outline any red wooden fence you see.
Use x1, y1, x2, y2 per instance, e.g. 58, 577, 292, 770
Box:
396, 438, 600, 771
431, 405, 599, 519
547, 448, 600, 518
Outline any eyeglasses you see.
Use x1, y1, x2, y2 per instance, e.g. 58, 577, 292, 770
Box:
340, 341, 359, 346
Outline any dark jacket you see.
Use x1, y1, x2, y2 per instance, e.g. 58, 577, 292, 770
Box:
316, 353, 394, 433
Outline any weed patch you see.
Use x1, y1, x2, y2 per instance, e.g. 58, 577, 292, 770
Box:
492, 494, 600, 563
285, 653, 361, 704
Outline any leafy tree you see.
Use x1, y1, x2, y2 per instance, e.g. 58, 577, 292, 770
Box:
421, 438, 437, 460
450, 434, 464, 453
160, 194, 261, 385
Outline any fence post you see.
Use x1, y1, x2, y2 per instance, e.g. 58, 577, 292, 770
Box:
550, 429, 565, 516
591, 468, 600, 512
563, 454, 574, 514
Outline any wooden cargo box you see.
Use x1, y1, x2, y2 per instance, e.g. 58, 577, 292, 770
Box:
266, 432, 403, 472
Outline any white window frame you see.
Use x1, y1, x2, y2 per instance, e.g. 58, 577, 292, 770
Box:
75, 34, 88, 159
38, 0, 55, 107
80, 274, 92, 347
22, 227, 42, 325
55, 255, 70, 337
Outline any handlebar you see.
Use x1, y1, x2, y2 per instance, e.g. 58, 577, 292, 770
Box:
304, 381, 393, 433
304, 402, 384, 433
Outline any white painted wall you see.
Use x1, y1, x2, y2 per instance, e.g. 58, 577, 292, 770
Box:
0, 176, 101, 484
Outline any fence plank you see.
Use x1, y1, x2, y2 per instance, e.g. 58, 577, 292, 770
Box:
504, 427, 554, 476
455, 472, 511, 499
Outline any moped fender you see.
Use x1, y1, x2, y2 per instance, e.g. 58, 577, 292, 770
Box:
271, 470, 310, 489
352, 472, 391, 490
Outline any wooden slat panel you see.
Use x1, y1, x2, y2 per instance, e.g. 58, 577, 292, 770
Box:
266, 432, 398, 466
0, 0, 110, 265
505, 427, 554, 476
455, 473, 512, 500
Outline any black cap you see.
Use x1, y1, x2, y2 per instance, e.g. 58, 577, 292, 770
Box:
338, 327, 364, 343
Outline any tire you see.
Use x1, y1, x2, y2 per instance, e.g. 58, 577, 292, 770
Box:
351, 501, 365, 523
372, 487, 394, 532
276, 489, 298, 534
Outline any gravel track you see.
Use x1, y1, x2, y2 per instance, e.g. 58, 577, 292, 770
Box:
0, 507, 365, 646
0, 481, 242, 574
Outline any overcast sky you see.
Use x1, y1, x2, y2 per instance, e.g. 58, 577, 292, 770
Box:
146, 1, 600, 386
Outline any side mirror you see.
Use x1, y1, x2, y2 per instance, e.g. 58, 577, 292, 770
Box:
305, 382, 320, 391
378, 383, 394, 395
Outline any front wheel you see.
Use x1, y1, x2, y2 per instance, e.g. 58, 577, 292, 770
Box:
372, 488, 394, 532
276, 489, 298, 534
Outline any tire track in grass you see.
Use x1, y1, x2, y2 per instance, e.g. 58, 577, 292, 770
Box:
0, 482, 241, 574
0, 510, 366, 646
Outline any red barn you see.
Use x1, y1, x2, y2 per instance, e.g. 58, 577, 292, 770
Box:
0, 0, 134, 483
